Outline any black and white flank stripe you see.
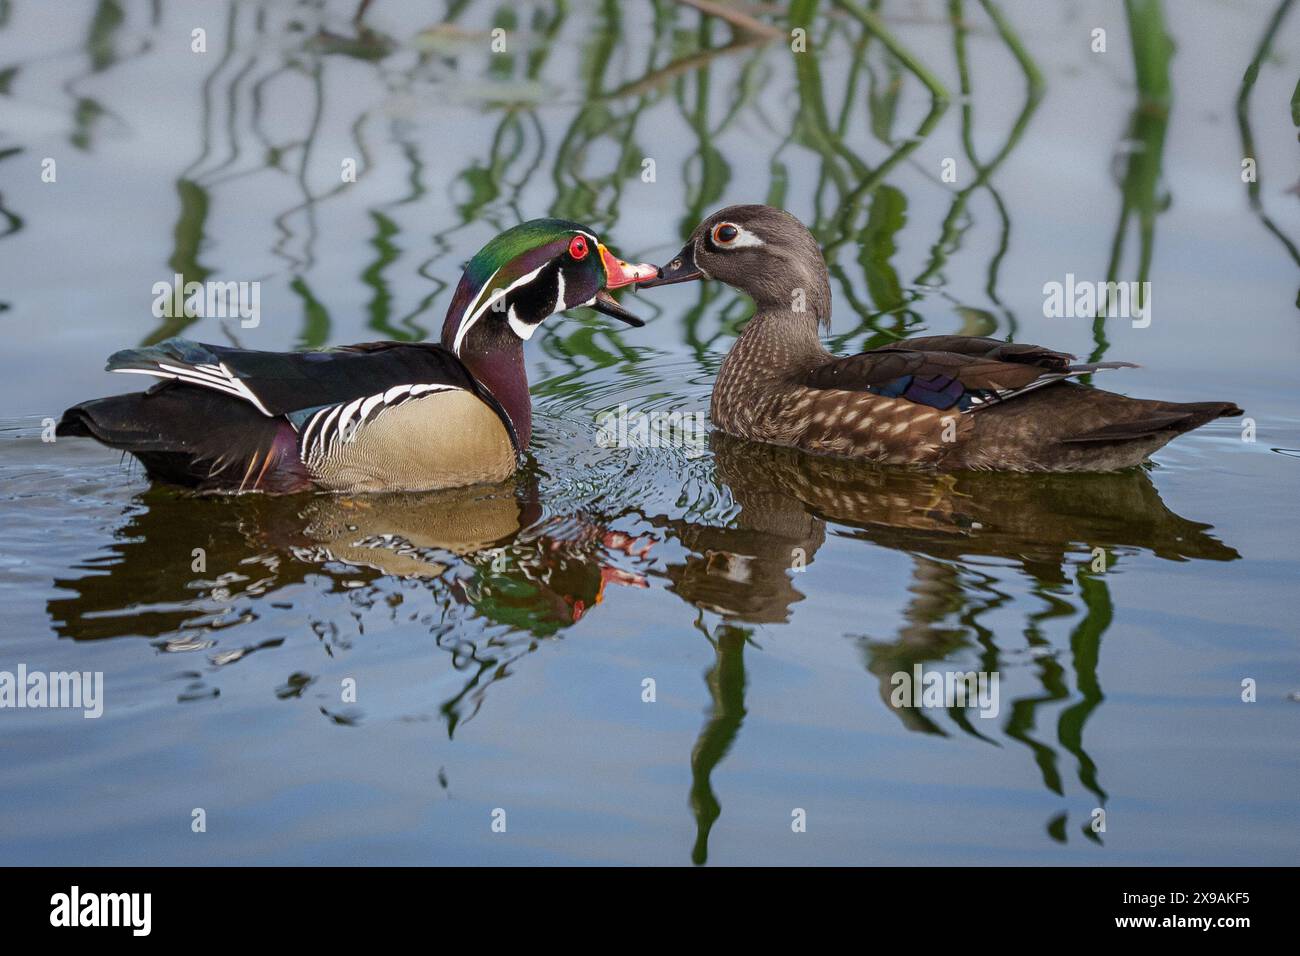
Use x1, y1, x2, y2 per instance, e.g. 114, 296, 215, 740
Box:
295, 383, 460, 466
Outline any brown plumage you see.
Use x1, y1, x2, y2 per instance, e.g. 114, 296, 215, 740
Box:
637, 205, 1242, 472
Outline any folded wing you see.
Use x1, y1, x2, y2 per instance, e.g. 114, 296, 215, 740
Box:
802, 334, 1136, 412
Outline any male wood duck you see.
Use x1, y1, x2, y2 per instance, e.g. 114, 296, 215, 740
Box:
637, 204, 1242, 471
57, 219, 655, 493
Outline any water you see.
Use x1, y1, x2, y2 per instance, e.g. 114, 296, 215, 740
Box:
1, 0, 1297, 865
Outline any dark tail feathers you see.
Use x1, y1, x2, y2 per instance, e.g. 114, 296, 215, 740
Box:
1062, 401, 1243, 444
57, 387, 307, 492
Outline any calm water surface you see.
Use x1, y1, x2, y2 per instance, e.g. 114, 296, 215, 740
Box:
1, 0, 1297, 865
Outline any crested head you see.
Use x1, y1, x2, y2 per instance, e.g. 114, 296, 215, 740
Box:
441, 218, 654, 356
438, 218, 654, 452
638, 204, 833, 331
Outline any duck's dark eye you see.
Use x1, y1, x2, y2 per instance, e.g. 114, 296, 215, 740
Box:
712, 223, 739, 245
569, 235, 589, 259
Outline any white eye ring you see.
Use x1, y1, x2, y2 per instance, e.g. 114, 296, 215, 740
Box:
710, 222, 764, 248
712, 223, 740, 245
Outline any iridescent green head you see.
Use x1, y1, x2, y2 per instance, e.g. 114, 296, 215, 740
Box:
441, 219, 655, 355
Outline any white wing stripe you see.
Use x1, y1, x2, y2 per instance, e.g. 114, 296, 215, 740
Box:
963, 370, 1110, 414
112, 360, 273, 416
112, 366, 248, 402
157, 362, 227, 384
218, 362, 273, 416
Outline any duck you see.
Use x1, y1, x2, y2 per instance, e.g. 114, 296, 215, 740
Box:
635, 204, 1242, 472
57, 219, 656, 493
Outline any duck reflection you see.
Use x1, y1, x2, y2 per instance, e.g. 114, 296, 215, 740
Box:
655, 432, 1239, 861
46, 472, 650, 730
44, 435, 1239, 861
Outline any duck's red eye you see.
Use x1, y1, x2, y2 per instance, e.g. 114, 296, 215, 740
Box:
569, 235, 589, 260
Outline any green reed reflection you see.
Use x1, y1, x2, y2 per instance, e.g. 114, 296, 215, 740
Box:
198, 0, 1042, 367
0, 0, 1134, 359
915, 0, 1042, 339
0, 146, 23, 254
649, 434, 1238, 859
688, 622, 749, 866
1235, 0, 1299, 271
42, 423, 1241, 861
1092, 0, 1171, 363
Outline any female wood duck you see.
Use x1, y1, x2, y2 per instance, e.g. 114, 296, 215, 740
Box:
57, 219, 655, 493
637, 204, 1242, 472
